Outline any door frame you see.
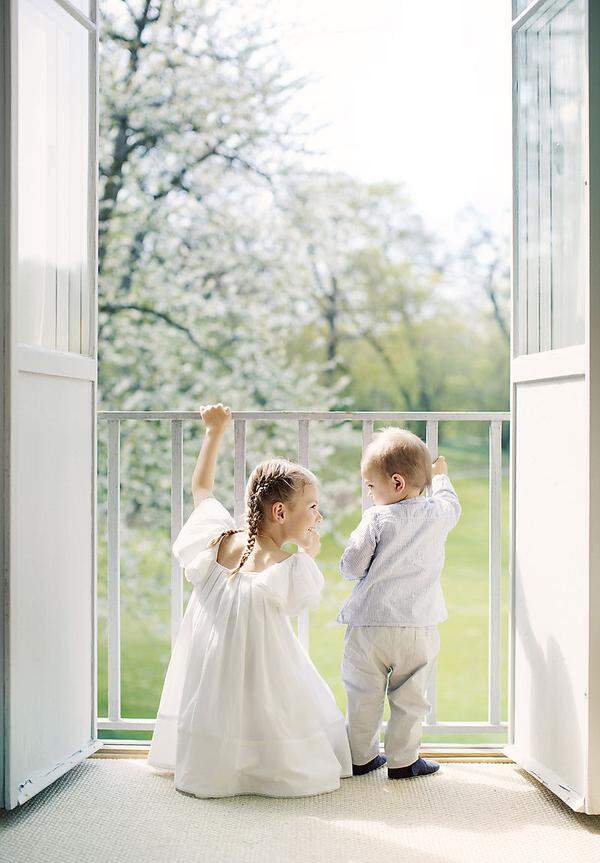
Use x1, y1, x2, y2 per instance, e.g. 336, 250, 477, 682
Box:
586, 0, 600, 811
0, 0, 10, 808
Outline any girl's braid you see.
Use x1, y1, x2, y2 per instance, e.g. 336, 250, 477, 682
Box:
208, 528, 241, 549
208, 474, 281, 575
231, 486, 263, 575
232, 471, 290, 574
211, 459, 317, 577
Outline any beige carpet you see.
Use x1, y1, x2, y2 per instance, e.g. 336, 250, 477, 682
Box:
1, 759, 599, 862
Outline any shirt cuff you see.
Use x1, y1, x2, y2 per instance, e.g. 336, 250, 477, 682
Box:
431, 474, 454, 491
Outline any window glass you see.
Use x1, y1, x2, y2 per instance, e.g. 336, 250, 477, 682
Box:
68, 0, 92, 17
515, 0, 586, 356
18, 0, 91, 354
514, 1, 532, 17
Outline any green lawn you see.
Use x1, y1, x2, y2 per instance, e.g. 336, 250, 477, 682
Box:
98, 441, 509, 745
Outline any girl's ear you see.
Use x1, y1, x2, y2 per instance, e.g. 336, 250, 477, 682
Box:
392, 473, 406, 493
271, 501, 285, 523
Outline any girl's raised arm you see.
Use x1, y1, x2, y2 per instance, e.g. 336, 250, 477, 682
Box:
191, 404, 232, 506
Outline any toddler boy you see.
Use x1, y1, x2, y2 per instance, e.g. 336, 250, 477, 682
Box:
338, 427, 460, 779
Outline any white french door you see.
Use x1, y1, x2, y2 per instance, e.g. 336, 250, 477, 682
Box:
509, 0, 600, 814
2, 0, 99, 809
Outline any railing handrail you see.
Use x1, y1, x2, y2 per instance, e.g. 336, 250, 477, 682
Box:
98, 410, 510, 421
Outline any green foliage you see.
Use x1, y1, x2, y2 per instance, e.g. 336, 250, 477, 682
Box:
99, 0, 509, 428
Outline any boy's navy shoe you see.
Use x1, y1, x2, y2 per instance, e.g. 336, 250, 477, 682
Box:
388, 757, 440, 779
352, 755, 387, 776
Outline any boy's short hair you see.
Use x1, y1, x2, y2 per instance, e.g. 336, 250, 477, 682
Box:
362, 427, 432, 491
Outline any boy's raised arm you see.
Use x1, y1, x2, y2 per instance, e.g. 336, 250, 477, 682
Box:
191, 404, 232, 506
430, 456, 461, 530
340, 510, 379, 581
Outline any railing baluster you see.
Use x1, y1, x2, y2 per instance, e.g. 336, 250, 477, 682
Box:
488, 420, 503, 725
234, 419, 247, 527
297, 420, 311, 651
361, 420, 374, 511
426, 419, 439, 462
425, 419, 439, 724
170, 420, 184, 649
107, 419, 121, 723
298, 418, 310, 468
97, 410, 510, 737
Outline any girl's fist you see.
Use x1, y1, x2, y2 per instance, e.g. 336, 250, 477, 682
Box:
200, 404, 232, 432
299, 527, 321, 559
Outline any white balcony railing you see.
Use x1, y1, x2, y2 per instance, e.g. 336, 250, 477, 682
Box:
97, 411, 510, 738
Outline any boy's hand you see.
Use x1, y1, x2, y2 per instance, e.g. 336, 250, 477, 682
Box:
299, 528, 321, 559
432, 455, 448, 476
200, 404, 232, 433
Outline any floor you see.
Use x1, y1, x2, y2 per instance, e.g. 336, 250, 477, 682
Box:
1, 758, 600, 862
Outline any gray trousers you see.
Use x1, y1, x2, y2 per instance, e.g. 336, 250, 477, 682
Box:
342, 625, 440, 769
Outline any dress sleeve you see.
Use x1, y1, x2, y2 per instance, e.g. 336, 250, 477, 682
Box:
253, 551, 325, 616
172, 497, 236, 585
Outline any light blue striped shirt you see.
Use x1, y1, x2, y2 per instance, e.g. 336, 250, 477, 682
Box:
337, 475, 461, 627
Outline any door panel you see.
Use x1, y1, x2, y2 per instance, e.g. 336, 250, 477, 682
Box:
11, 368, 96, 801
513, 376, 587, 801
510, 0, 594, 813
3, 0, 99, 809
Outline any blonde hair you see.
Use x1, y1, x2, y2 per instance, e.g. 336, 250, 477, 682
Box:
211, 458, 318, 575
362, 427, 432, 492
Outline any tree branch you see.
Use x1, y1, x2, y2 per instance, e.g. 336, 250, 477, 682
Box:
483, 259, 510, 343
354, 325, 415, 410
100, 301, 203, 352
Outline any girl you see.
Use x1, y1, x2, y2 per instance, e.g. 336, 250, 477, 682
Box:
148, 404, 352, 797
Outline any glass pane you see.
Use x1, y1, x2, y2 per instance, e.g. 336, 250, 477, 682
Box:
549, 1, 586, 349
67, 0, 92, 17
514, 1, 532, 18
18, 0, 91, 354
514, 0, 586, 356
526, 28, 540, 354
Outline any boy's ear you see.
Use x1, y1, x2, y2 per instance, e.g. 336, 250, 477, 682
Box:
391, 473, 406, 493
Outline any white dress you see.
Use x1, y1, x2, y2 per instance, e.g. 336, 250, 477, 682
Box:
148, 497, 352, 798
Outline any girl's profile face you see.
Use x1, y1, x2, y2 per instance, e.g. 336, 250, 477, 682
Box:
281, 482, 322, 544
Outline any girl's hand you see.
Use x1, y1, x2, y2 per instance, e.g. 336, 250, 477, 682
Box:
299, 527, 321, 559
432, 455, 448, 476
200, 404, 232, 434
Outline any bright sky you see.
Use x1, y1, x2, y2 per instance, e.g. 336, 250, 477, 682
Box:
273, 0, 512, 241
